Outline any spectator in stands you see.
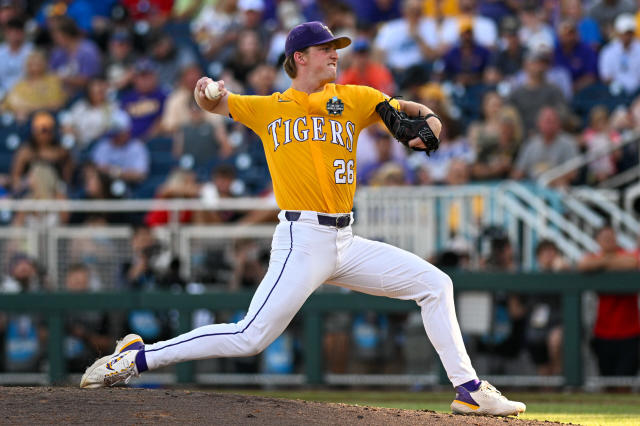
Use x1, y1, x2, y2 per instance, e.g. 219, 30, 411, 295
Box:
120, 225, 173, 341
599, 14, 640, 97
11, 111, 72, 194
374, 0, 433, 88
163, 64, 211, 133
104, 29, 136, 91
508, 50, 567, 134
0, 253, 47, 373
225, 29, 265, 88
63, 263, 112, 373
144, 168, 200, 227
237, 0, 271, 41
119, 58, 167, 140
440, 0, 498, 49
0, 0, 21, 32
172, 99, 233, 168
91, 110, 149, 186
147, 31, 198, 92
554, 19, 598, 92
561, 0, 602, 49
230, 239, 269, 291
12, 162, 70, 226
578, 224, 640, 377
510, 39, 573, 101
191, 0, 240, 65
198, 164, 245, 223
358, 127, 412, 185
35, 0, 97, 33
579, 105, 622, 184
0, 17, 32, 98
526, 239, 567, 376
518, 1, 555, 52
488, 16, 524, 80
469, 92, 523, 180
356, 123, 408, 175
412, 115, 475, 185
477, 229, 528, 365
337, 38, 395, 95
511, 106, 578, 185
61, 76, 120, 151
588, 0, 635, 38
442, 17, 491, 86
48, 16, 102, 96
2, 50, 66, 122
246, 62, 278, 95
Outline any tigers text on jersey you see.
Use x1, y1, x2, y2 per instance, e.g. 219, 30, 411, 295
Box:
228, 84, 399, 213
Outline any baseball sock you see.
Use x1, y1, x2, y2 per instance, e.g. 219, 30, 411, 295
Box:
135, 350, 148, 373
460, 379, 481, 392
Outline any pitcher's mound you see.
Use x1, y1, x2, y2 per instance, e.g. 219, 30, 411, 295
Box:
2, 387, 562, 425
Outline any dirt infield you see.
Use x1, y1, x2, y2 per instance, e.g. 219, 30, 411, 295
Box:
1, 387, 565, 425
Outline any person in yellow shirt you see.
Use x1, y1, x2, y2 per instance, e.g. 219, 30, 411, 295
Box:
80, 21, 526, 417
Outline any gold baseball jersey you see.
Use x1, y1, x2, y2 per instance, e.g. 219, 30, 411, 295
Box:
228, 84, 399, 213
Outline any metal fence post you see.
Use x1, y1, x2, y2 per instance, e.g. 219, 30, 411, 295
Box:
563, 290, 582, 387
47, 312, 65, 384
304, 311, 323, 385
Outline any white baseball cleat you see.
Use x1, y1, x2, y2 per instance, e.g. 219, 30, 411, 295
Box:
451, 381, 526, 416
80, 334, 144, 389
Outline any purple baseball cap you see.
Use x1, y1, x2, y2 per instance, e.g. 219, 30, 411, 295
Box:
285, 21, 351, 57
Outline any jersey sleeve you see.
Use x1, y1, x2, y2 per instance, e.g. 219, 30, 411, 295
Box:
227, 93, 266, 132
354, 85, 401, 129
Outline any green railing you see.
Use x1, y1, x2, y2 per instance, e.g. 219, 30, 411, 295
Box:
1, 272, 638, 386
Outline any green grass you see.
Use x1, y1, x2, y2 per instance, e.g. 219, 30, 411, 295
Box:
221, 390, 640, 425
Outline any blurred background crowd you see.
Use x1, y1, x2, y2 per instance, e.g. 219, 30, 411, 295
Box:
0, 0, 639, 382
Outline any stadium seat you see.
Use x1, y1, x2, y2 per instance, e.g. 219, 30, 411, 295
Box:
132, 174, 166, 199
150, 151, 178, 176
0, 153, 13, 173
147, 136, 173, 153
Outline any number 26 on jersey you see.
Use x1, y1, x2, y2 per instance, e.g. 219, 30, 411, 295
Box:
334, 159, 354, 184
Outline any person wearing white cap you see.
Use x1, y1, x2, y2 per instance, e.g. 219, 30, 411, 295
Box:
599, 13, 640, 96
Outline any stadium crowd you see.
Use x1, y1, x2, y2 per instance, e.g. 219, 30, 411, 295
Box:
0, 0, 639, 380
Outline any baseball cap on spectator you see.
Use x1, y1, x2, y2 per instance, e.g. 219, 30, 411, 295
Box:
418, 83, 446, 103
109, 110, 132, 134
238, 0, 265, 12
285, 21, 351, 57
134, 58, 157, 74
352, 38, 371, 53
614, 14, 636, 34
459, 17, 473, 33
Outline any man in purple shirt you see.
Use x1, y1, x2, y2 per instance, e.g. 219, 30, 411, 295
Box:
443, 19, 491, 86
119, 58, 167, 140
553, 19, 598, 92
48, 16, 101, 95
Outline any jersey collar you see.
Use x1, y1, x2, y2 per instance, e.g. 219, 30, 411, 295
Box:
281, 84, 336, 104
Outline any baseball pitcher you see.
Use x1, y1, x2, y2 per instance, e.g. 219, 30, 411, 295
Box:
81, 21, 525, 417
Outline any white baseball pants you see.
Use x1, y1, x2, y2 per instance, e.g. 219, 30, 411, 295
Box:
143, 211, 478, 386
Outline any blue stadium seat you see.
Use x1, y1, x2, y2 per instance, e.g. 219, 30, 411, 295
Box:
150, 151, 178, 176
132, 175, 166, 199
147, 136, 173, 153
0, 153, 13, 173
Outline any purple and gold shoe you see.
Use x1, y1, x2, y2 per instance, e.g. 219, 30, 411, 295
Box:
451, 381, 526, 416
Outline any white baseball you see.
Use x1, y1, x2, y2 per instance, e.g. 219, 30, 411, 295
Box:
205, 81, 221, 100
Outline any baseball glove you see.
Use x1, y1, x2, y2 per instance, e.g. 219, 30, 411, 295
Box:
375, 98, 441, 156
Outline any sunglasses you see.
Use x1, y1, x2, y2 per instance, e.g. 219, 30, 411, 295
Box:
36, 126, 54, 133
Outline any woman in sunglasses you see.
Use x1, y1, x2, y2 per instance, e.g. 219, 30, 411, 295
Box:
11, 111, 72, 194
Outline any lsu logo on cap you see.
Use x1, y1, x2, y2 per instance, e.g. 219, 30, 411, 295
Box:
326, 97, 344, 116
